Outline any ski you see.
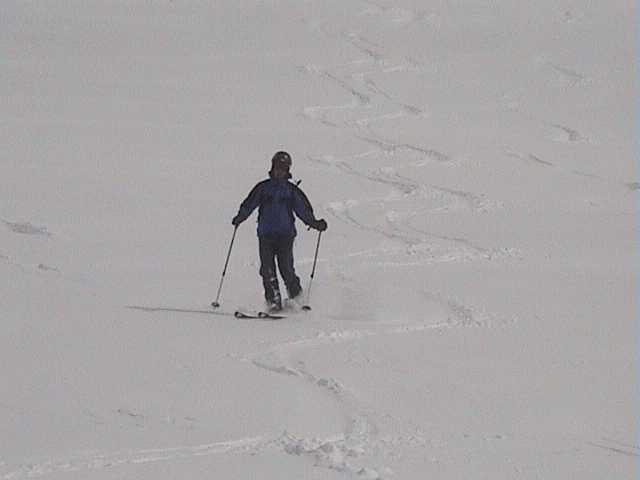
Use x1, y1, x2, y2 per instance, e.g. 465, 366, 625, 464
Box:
129, 305, 286, 320
234, 310, 285, 320
258, 311, 286, 319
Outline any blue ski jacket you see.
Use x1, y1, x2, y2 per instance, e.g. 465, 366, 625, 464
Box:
234, 178, 317, 238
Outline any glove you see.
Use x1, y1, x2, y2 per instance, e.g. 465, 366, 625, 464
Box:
232, 215, 242, 226
313, 219, 327, 232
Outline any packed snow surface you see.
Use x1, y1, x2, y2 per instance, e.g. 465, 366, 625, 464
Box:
1, 1, 636, 478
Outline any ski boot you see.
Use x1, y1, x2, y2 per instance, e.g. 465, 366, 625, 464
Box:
266, 288, 283, 313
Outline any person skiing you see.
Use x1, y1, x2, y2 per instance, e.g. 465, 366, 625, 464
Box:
232, 151, 327, 312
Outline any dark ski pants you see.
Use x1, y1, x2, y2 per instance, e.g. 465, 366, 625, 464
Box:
258, 235, 302, 306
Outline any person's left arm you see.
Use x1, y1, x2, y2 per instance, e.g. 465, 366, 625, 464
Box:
292, 186, 327, 231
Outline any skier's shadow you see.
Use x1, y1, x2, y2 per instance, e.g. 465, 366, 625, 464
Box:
126, 305, 231, 316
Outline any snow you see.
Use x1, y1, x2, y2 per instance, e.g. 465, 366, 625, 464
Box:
1, 0, 637, 478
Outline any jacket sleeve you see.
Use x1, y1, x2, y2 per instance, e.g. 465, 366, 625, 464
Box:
235, 182, 264, 224
291, 186, 317, 227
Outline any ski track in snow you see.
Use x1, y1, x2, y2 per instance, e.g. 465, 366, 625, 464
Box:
321, 196, 517, 266
298, 12, 516, 278
544, 61, 590, 89
530, 53, 592, 89
552, 58, 592, 88
284, 8, 630, 471
238, 289, 517, 477
358, 1, 435, 29
500, 61, 640, 191
505, 147, 639, 193
0, 437, 268, 480
587, 438, 640, 458
263, 9, 520, 475
249, 348, 384, 475
2, 219, 52, 238
0, 252, 62, 276
252, 350, 385, 477
546, 122, 587, 144
299, 22, 438, 157
1, 221, 67, 279
243, 284, 518, 472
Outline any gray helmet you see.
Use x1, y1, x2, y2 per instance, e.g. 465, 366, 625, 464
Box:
270, 151, 292, 178
271, 151, 292, 168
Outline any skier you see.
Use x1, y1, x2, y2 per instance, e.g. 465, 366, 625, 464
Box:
232, 151, 327, 312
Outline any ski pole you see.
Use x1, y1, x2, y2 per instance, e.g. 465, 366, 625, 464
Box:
302, 231, 322, 311
211, 225, 238, 308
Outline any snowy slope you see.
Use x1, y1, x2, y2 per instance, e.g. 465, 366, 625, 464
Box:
1, 1, 636, 478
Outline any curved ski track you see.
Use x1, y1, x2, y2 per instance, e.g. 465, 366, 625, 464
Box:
260, 7, 522, 476
234, 288, 517, 476
298, 13, 520, 272
0, 291, 517, 480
